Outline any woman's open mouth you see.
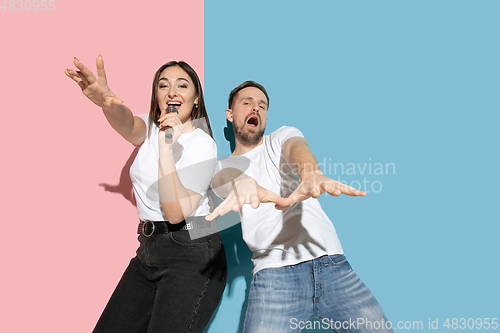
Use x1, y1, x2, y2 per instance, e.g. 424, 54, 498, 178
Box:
167, 101, 182, 110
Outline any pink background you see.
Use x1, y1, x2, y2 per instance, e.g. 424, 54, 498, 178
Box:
0, 1, 204, 331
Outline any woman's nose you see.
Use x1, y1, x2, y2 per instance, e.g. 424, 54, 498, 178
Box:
168, 87, 177, 98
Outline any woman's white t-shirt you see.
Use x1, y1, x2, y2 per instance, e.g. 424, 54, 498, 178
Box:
130, 114, 217, 221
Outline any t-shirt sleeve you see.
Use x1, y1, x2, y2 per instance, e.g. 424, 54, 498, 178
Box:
214, 155, 251, 175
136, 113, 149, 135
272, 126, 304, 148
176, 133, 217, 195
266, 126, 304, 157
136, 113, 149, 124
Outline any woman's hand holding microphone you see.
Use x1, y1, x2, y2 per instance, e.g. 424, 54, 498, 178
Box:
158, 106, 184, 147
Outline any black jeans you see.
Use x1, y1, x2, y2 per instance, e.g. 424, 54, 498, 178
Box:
93, 229, 227, 333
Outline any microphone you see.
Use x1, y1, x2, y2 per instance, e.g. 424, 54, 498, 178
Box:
164, 105, 179, 140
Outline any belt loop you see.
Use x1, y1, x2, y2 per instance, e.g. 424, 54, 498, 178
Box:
323, 255, 329, 266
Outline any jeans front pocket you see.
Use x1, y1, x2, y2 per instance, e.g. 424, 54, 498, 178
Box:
326, 254, 347, 266
169, 230, 210, 248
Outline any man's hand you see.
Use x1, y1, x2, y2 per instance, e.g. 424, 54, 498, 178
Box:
206, 176, 293, 221
280, 170, 366, 210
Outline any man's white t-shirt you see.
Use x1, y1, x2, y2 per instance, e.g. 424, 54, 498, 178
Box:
216, 126, 343, 274
130, 114, 217, 221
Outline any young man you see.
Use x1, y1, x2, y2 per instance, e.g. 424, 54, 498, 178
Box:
207, 81, 393, 333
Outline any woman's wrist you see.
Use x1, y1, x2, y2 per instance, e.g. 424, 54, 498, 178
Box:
158, 139, 175, 152
102, 103, 124, 114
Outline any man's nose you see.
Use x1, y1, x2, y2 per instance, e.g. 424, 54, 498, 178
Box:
252, 104, 260, 112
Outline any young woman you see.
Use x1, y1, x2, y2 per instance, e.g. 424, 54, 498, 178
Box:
65, 56, 226, 333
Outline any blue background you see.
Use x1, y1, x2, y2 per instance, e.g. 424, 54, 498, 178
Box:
204, 1, 499, 332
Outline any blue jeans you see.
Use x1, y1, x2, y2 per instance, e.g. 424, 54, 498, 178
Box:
93, 229, 227, 333
242, 255, 393, 333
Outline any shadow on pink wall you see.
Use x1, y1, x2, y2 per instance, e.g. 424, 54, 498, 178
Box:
99, 148, 139, 207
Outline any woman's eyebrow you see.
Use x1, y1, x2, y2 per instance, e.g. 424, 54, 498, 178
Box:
159, 77, 190, 83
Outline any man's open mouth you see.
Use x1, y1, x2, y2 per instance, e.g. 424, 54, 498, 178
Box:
247, 115, 259, 127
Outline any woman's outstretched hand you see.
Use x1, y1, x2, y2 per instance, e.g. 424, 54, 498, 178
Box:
65, 55, 123, 110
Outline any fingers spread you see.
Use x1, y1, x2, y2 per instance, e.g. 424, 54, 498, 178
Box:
234, 194, 243, 211
322, 182, 341, 196
65, 69, 81, 83
322, 179, 367, 197
310, 187, 321, 198
274, 196, 295, 210
65, 69, 89, 89
112, 96, 124, 106
205, 212, 217, 221
73, 57, 97, 84
96, 54, 108, 84
286, 190, 306, 206
75, 71, 90, 87
250, 195, 260, 209
207, 197, 234, 220
336, 182, 362, 196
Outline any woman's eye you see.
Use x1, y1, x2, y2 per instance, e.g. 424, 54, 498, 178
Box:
159, 85, 168, 88
179, 84, 187, 88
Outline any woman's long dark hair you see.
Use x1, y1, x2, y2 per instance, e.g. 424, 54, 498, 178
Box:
148, 61, 213, 138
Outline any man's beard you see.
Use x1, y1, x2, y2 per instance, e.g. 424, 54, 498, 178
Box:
233, 122, 265, 147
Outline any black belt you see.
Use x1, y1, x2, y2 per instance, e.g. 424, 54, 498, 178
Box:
137, 217, 213, 237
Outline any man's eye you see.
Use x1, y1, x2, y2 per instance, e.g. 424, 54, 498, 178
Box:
244, 102, 249, 105
259, 105, 265, 109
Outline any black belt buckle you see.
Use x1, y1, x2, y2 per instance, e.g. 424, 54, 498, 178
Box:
142, 220, 156, 237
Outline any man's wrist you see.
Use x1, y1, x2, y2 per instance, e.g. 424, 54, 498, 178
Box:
300, 168, 323, 181
233, 174, 254, 186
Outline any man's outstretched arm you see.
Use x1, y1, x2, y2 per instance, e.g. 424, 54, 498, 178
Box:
282, 136, 366, 206
206, 167, 293, 221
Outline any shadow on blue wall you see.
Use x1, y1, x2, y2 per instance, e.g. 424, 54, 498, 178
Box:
203, 119, 255, 332
203, 222, 253, 333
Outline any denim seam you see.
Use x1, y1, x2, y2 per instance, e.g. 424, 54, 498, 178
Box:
313, 260, 319, 305
327, 255, 347, 266
186, 236, 212, 333
169, 232, 210, 248
145, 238, 153, 267
318, 263, 325, 301
133, 307, 153, 333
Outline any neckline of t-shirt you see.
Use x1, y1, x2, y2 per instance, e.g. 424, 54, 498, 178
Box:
236, 137, 266, 157
154, 126, 203, 137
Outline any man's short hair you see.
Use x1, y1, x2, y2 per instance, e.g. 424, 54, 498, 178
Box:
228, 81, 270, 109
